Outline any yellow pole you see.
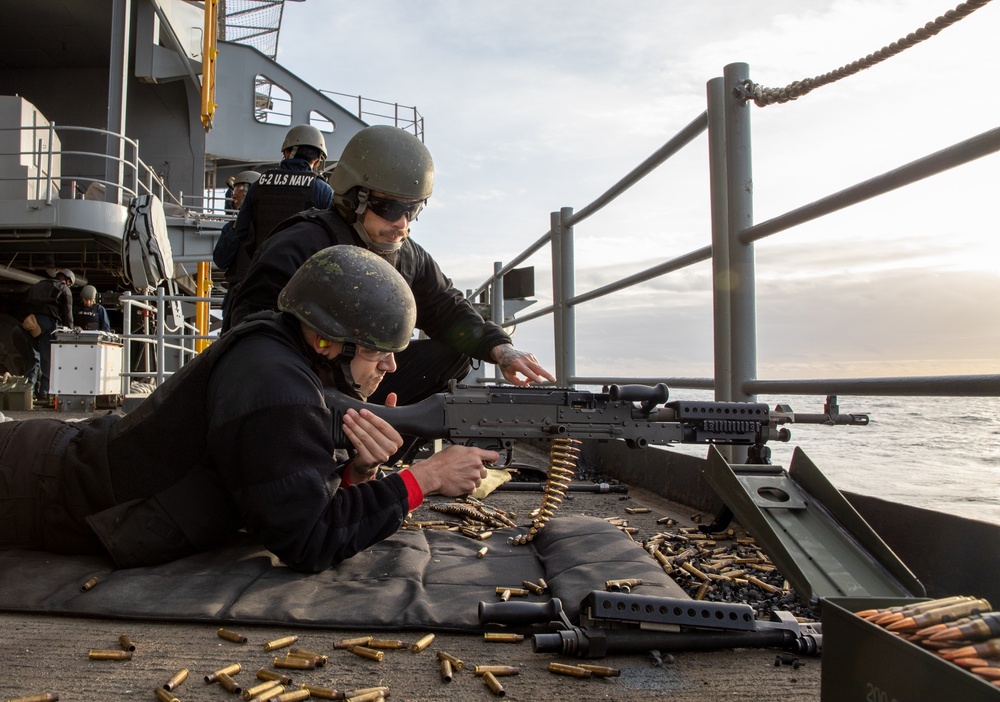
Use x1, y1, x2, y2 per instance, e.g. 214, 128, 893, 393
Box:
196, 261, 211, 352
201, 0, 218, 131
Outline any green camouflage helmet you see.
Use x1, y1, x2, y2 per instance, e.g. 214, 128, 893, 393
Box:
330, 125, 433, 200
81, 285, 98, 301
277, 245, 416, 352
281, 124, 328, 160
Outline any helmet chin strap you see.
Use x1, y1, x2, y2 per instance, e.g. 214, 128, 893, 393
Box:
352, 189, 404, 254
338, 343, 364, 396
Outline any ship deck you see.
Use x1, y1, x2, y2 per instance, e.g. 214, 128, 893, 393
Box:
0, 408, 821, 701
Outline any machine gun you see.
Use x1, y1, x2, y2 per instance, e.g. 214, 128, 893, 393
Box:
478, 592, 822, 659
326, 381, 867, 461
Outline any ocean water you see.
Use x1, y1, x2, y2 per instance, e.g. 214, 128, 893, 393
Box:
664, 392, 1000, 526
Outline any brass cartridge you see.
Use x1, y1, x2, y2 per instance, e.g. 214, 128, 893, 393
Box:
163, 668, 189, 691
521, 580, 545, 595
205, 663, 242, 683
264, 690, 310, 702
80, 576, 100, 592
547, 662, 593, 678
498, 589, 511, 602
217, 672, 242, 694
367, 639, 407, 649
482, 671, 506, 697
333, 635, 373, 649
483, 633, 524, 643
299, 684, 345, 700
8, 695, 61, 702
286, 649, 327, 666
477, 530, 493, 540
87, 649, 132, 661
243, 680, 281, 700
474, 665, 520, 676
495, 587, 530, 597
118, 634, 136, 652
605, 578, 643, 591
153, 689, 179, 702
273, 655, 316, 669
436, 650, 465, 671
941, 638, 1000, 660
254, 668, 291, 684
577, 664, 622, 677
927, 612, 1000, 642
409, 633, 435, 653
346, 645, 385, 662
972, 667, 1000, 681
624, 507, 651, 514
886, 599, 992, 632
263, 635, 300, 652
249, 686, 284, 702
439, 657, 454, 682
343, 686, 389, 698
218, 627, 250, 644
288, 647, 329, 665
476, 546, 489, 559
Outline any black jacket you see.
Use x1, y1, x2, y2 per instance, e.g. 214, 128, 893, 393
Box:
223, 209, 512, 362
61, 313, 410, 571
23, 278, 73, 326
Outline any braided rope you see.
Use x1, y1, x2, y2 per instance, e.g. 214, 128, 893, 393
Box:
746, 0, 992, 107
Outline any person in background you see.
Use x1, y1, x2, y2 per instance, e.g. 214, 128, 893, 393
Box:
20, 268, 75, 402
74, 285, 111, 332
0, 246, 493, 572
223, 125, 554, 406
231, 124, 334, 265
223, 175, 236, 212
213, 169, 261, 318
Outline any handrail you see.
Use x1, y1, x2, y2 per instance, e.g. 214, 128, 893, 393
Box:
471, 62, 999, 401
0, 123, 181, 207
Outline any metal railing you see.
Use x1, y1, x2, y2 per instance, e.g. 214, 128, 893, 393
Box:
0, 123, 180, 206
472, 61, 1000, 402
119, 289, 221, 390
320, 90, 424, 141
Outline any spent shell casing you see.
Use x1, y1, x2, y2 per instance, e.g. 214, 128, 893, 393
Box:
300, 684, 346, 700
9, 695, 60, 702
250, 686, 284, 701
163, 667, 189, 691
118, 634, 136, 652
80, 576, 100, 592
483, 632, 524, 643
334, 635, 373, 649
346, 645, 385, 662
476, 546, 488, 559
482, 671, 506, 697
286, 651, 326, 667
548, 662, 593, 678
243, 680, 282, 700
498, 589, 511, 602
495, 587, 530, 597
205, 663, 242, 683
264, 635, 300, 652
264, 690, 310, 702
218, 627, 250, 644
255, 669, 292, 684
474, 665, 520, 676
410, 633, 435, 653
577, 663, 622, 677
367, 639, 407, 649
345, 690, 390, 702
440, 658, 454, 682
274, 655, 316, 669
436, 650, 465, 671
153, 689, 179, 702
217, 672, 242, 694
87, 649, 132, 661
289, 647, 329, 665
521, 580, 545, 595
343, 686, 389, 698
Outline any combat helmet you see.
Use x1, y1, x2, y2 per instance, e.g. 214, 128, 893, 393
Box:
278, 245, 416, 353
234, 170, 261, 186
281, 124, 328, 161
55, 268, 76, 285
81, 285, 98, 301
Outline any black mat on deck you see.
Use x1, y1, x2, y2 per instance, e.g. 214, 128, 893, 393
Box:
0, 516, 686, 631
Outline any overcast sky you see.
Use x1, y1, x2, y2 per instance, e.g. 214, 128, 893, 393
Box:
277, 0, 998, 382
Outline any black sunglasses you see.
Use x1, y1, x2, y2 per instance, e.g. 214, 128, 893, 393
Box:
366, 194, 424, 222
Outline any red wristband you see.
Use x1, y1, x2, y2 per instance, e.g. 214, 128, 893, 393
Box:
401, 470, 424, 511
